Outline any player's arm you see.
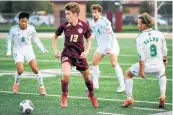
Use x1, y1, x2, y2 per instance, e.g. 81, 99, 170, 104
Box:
103, 18, 114, 54
161, 33, 168, 66
6, 29, 13, 57
31, 27, 48, 54
53, 24, 64, 58
136, 40, 146, 79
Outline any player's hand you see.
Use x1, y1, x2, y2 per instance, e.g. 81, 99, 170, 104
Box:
139, 72, 146, 79
163, 60, 168, 67
80, 51, 88, 58
55, 51, 61, 58
106, 48, 111, 55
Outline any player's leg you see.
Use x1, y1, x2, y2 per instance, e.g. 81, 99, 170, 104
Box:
13, 51, 24, 93
61, 61, 71, 108
13, 62, 24, 93
121, 63, 139, 107
157, 67, 167, 108
80, 69, 98, 108
110, 54, 125, 93
29, 59, 46, 95
92, 52, 104, 89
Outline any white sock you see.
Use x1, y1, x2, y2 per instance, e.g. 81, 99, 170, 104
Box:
92, 65, 100, 87
114, 64, 125, 88
14, 72, 21, 84
159, 76, 167, 97
125, 79, 133, 99
35, 71, 44, 88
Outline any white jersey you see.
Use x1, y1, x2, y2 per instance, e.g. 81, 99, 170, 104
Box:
6, 24, 47, 56
136, 29, 167, 70
89, 16, 117, 48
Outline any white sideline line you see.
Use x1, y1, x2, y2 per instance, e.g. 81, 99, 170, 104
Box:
98, 112, 124, 115
0, 58, 172, 68
132, 107, 165, 112
0, 90, 172, 106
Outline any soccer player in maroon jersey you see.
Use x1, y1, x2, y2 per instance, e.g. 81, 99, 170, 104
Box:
52, 2, 98, 108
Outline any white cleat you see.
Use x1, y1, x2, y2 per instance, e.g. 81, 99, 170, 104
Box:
94, 85, 99, 89
116, 86, 125, 93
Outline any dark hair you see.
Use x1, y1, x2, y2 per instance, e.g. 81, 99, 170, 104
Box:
139, 12, 155, 28
18, 12, 29, 20
90, 4, 103, 13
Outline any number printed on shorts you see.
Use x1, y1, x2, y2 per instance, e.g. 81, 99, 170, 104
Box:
150, 44, 157, 57
70, 35, 78, 42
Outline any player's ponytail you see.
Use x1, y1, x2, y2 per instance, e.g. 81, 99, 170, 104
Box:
139, 12, 155, 28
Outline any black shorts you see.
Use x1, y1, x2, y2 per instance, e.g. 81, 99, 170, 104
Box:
61, 56, 89, 71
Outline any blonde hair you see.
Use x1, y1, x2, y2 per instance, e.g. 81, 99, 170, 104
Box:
139, 12, 155, 28
90, 4, 103, 13
64, 2, 80, 15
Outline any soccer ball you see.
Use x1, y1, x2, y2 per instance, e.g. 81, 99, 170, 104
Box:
19, 100, 34, 114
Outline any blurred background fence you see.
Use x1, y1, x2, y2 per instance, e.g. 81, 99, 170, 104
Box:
0, 1, 172, 33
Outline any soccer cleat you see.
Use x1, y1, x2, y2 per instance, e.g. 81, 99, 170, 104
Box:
88, 93, 98, 108
61, 96, 67, 108
40, 87, 46, 95
116, 86, 125, 93
93, 85, 99, 89
13, 82, 19, 93
121, 98, 134, 107
159, 96, 165, 108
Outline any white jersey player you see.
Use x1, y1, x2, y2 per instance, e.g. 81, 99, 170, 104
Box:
6, 12, 48, 95
89, 4, 125, 92
121, 12, 168, 108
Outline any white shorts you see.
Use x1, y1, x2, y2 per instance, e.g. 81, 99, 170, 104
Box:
13, 47, 36, 64
129, 63, 165, 77
96, 40, 120, 55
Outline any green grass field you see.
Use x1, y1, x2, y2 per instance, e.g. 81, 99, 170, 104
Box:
0, 37, 172, 115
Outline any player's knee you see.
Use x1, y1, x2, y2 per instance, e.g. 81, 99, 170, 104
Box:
125, 70, 133, 79
92, 61, 98, 66
63, 73, 70, 78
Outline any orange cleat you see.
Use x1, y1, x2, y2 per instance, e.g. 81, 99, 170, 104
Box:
121, 98, 134, 107
13, 83, 19, 93
40, 87, 46, 95
88, 93, 98, 108
89, 96, 98, 108
61, 96, 67, 108
159, 96, 165, 108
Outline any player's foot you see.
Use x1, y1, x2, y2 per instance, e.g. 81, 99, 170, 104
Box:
159, 96, 165, 108
116, 86, 125, 93
88, 93, 98, 108
121, 98, 134, 107
61, 96, 67, 108
13, 82, 19, 93
40, 87, 46, 95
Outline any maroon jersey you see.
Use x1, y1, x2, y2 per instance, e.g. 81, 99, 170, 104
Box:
55, 19, 91, 58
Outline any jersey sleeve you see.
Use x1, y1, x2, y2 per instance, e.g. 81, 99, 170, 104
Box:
6, 28, 13, 56
160, 33, 167, 56
136, 38, 145, 61
55, 24, 64, 36
84, 23, 92, 39
31, 27, 47, 53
